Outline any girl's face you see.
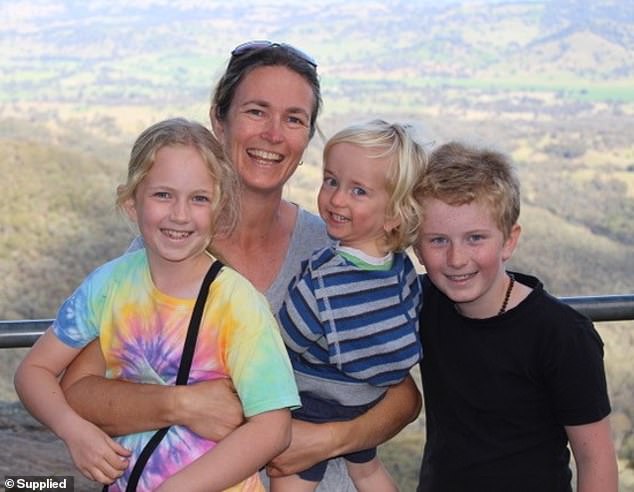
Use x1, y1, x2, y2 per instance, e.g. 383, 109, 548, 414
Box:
317, 142, 398, 257
212, 65, 314, 195
414, 197, 520, 319
124, 144, 216, 272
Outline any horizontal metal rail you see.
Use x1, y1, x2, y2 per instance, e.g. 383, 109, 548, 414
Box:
0, 319, 52, 349
559, 295, 634, 323
1, 294, 633, 349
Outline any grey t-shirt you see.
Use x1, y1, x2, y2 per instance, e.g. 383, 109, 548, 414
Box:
265, 207, 330, 313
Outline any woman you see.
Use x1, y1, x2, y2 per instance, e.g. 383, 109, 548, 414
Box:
61, 41, 422, 490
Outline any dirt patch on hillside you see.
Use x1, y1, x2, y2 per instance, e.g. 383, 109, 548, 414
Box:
0, 401, 99, 491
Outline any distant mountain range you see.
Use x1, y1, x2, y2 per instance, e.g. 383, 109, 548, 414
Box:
2, 0, 633, 306
2, 0, 633, 110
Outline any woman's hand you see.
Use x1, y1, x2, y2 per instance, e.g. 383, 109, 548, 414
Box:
266, 419, 335, 476
175, 379, 244, 441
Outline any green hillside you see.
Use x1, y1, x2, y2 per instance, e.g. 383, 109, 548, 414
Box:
0, 132, 133, 320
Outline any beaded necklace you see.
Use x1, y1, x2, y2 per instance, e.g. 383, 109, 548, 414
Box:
498, 273, 515, 315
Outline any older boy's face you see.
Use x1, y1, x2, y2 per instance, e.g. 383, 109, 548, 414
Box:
414, 198, 519, 319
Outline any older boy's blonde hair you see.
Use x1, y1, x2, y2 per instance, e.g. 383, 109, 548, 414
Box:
415, 141, 520, 238
323, 119, 428, 251
117, 117, 240, 241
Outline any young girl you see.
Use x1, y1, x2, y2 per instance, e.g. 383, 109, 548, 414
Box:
273, 120, 428, 492
14, 118, 300, 492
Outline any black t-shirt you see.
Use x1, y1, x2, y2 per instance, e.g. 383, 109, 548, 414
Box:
417, 272, 611, 492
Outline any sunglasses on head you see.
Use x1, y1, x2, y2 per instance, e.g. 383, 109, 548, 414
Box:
230, 40, 317, 68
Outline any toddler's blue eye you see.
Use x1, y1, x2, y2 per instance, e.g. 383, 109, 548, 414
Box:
352, 187, 366, 196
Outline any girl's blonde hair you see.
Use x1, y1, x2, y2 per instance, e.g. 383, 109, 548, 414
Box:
117, 117, 240, 241
323, 119, 428, 251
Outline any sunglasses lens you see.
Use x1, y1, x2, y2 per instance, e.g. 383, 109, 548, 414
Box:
230, 40, 317, 68
281, 43, 317, 67
231, 40, 272, 57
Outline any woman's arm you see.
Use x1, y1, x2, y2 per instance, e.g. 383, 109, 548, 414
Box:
15, 329, 130, 483
566, 417, 618, 492
267, 374, 421, 476
61, 339, 244, 439
156, 409, 292, 492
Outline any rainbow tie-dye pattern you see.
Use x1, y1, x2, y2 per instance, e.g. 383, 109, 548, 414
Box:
54, 249, 299, 491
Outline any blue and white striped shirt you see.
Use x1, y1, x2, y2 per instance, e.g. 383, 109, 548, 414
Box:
277, 246, 423, 406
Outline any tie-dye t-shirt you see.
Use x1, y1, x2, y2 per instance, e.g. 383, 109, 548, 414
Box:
53, 249, 300, 492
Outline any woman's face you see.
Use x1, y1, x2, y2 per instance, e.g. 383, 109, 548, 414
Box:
213, 65, 314, 195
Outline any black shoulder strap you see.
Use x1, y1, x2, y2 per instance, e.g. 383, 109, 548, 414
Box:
176, 260, 223, 385
115, 260, 224, 492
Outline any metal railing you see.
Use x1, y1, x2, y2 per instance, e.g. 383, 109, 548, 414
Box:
1, 294, 633, 349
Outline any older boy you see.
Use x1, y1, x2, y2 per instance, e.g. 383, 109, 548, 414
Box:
413, 142, 617, 491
